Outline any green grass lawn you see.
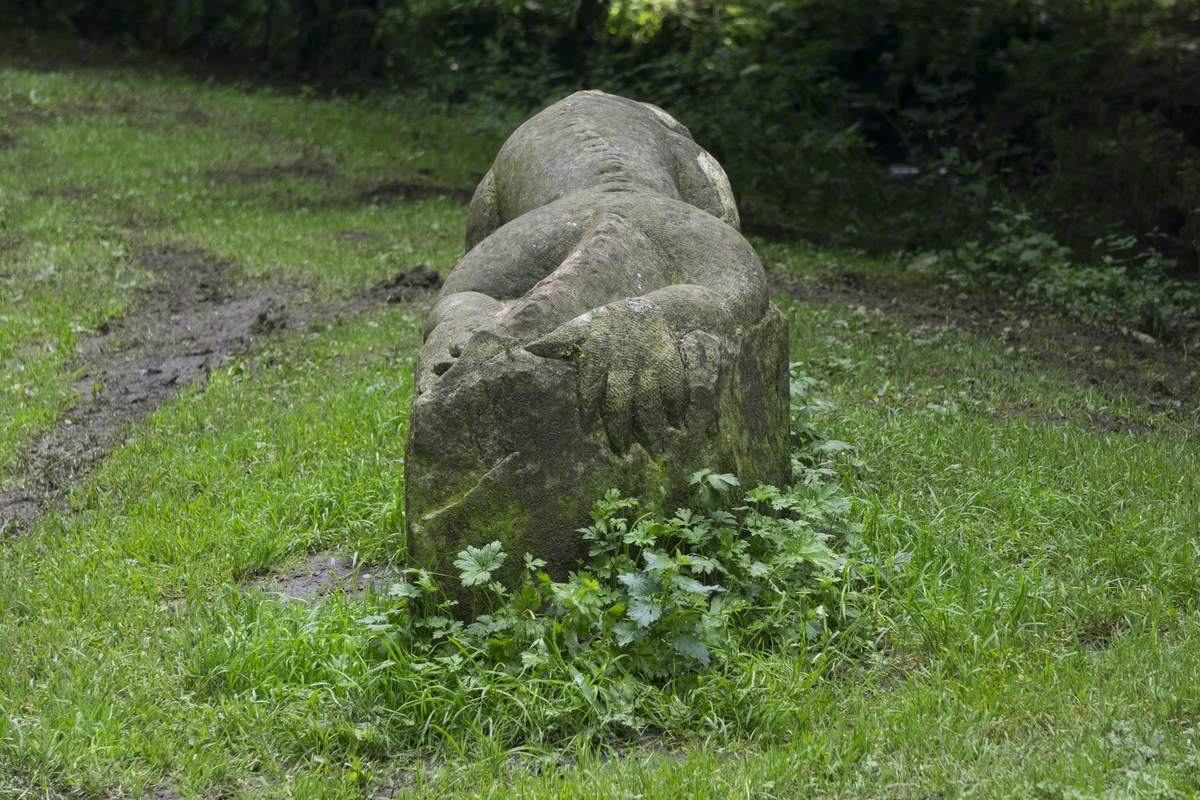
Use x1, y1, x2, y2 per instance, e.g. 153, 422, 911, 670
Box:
2, 46, 1199, 799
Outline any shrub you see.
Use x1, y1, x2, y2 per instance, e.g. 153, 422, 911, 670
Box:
9, 0, 1197, 267
939, 205, 1200, 344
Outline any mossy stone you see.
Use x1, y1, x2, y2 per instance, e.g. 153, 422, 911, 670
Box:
404, 91, 790, 591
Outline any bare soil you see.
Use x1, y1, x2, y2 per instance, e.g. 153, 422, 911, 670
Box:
203, 159, 340, 184
0, 257, 442, 537
361, 263, 443, 304
0, 247, 288, 535
332, 228, 382, 243
197, 157, 475, 211
257, 551, 397, 601
354, 179, 475, 206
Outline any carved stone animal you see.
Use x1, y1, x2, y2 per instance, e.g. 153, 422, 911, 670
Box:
464, 91, 740, 249
405, 91, 789, 587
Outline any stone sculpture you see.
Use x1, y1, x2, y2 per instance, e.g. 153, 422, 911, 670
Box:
405, 90, 790, 586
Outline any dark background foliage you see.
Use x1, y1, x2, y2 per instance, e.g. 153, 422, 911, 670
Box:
7, 0, 1199, 271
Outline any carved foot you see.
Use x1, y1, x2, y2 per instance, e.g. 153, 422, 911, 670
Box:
526, 298, 689, 453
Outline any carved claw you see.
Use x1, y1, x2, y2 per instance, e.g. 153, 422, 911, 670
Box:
526, 300, 689, 453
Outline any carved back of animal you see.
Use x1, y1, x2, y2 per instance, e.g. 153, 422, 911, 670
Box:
465, 90, 740, 249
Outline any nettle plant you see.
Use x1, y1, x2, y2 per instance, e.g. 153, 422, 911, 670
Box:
360, 366, 867, 682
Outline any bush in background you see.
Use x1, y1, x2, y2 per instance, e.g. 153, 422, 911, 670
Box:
7, 0, 1198, 272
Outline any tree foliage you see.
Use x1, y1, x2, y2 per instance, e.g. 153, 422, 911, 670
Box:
8, 0, 1198, 270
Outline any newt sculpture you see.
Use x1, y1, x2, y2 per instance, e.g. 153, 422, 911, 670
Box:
405, 91, 789, 585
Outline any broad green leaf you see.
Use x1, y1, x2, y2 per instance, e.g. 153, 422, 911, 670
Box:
643, 551, 674, 572
617, 571, 657, 598
671, 635, 711, 665
387, 581, 421, 599
454, 541, 507, 587
628, 597, 662, 628
673, 575, 720, 596
706, 473, 740, 493
613, 622, 639, 646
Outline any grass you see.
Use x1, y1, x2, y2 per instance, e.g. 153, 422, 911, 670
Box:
2, 43, 1199, 799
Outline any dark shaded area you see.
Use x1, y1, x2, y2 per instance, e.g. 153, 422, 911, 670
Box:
203, 161, 339, 184
355, 180, 475, 206
364, 264, 445, 304
196, 155, 475, 211
771, 263, 1196, 424
5, 1, 1198, 272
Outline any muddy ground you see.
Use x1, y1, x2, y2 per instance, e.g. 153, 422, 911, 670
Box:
0, 246, 287, 534
258, 550, 400, 601
0, 248, 440, 536
203, 156, 477, 211
4, 238, 1191, 539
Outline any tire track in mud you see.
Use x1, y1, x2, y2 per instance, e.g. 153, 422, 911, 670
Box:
0, 247, 440, 536
0, 247, 285, 534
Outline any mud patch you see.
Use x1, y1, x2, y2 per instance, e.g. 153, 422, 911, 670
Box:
0, 246, 291, 536
0, 233, 23, 259
33, 184, 95, 202
118, 210, 177, 233
355, 179, 474, 205
258, 551, 395, 601
177, 105, 211, 126
363, 263, 444, 304
208, 166, 476, 212
332, 228, 382, 243
992, 401, 1152, 435
283, 178, 474, 213
204, 159, 339, 184
1075, 613, 1132, 651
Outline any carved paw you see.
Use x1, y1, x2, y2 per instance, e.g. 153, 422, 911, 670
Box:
526, 298, 689, 453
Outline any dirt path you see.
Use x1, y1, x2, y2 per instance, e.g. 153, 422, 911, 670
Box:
202, 157, 477, 211
0, 247, 439, 536
0, 247, 286, 534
